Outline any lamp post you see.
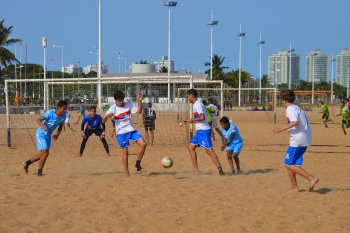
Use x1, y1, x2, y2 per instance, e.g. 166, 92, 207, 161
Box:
113, 51, 124, 73
288, 43, 295, 90
97, 0, 102, 109
50, 58, 54, 99
237, 24, 245, 107
207, 10, 218, 80
120, 58, 127, 73
164, 1, 177, 105
257, 34, 265, 103
148, 55, 156, 64
42, 37, 47, 110
53, 45, 64, 99
311, 51, 317, 105
24, 41, 28, 97
330, 55, 336, 115
348, 62, 350, 99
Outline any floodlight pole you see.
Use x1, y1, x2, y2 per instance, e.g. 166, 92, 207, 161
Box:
257, 34, 265, 103
164, 1, 177, 106
97, 0, 102, 109
311, 50, 316, 105
237, 24, 245, 107
207, 11, 218, 80
330, 55, 336, 116
42, 37, 47, 110
288, 43, 295, 90
53, 44, 64, 99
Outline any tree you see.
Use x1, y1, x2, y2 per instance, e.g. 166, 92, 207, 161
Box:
261, 74, 271, 88
0, 20, 21, 70
159, 66, 167, 73
204, 54, 229, 80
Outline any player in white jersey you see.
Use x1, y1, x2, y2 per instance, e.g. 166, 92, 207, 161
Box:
103, 90, 147, 177
184, 89, 226, 176
273, 89, 319, 192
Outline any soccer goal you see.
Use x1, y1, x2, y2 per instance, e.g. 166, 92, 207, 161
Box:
4, 75, 222, 149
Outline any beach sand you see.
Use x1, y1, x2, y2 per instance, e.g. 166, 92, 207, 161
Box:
0, 108, 349, 232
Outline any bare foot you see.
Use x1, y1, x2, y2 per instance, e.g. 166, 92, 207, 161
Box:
309, 177, 319, 191
125, 172, 130, 177
286, 188, 300, 193
134, 167, 147, 172
106, 153, 111, 156
22, 162, 28, 174
193, 170, 199, 175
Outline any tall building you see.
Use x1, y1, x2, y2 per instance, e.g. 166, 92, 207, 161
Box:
83, 62, 108, 75
268, 50, 300, 85
336, 49, 350, 87
305, 50, 329, 83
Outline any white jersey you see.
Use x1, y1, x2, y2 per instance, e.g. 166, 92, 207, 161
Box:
193, 99, 211, 130
65, 110, 70, 123
106, 102, 138, 134
208, 103, 219, 119
286, 104, 312, 147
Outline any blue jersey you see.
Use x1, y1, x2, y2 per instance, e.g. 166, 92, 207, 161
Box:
79, 105, 85, 114
82, 114, 103, 131
36, 109, 66, 137
221, 123, 243, 145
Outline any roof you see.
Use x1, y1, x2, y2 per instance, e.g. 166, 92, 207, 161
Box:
102, 73, 210, 82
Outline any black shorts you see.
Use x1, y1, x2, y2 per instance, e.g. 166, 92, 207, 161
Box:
144, 120, 155, 131
322, 114, 329, 120
342, 120, 350, 127
85, 129, 103, 137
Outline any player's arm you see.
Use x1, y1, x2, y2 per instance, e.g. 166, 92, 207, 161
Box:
226, 132, 235, 146
273, 121, 298, 134
184, 113, 205, 124
37, 116, 48, 131
220, 135, 227, 151
102, 113, 113, 124
136, 93, 143, 114
52, 124, 64, 141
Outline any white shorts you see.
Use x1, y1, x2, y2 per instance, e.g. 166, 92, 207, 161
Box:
212, 118, 218, 128
65, 116, 70, 123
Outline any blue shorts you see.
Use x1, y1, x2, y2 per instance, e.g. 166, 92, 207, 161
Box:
227, 143, 243, 155
190, 129, 213, 149
36, 133, 51, 151
284, 146, 307, 166
116, 130, 143, 148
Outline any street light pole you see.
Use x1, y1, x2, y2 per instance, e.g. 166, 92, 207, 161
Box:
53, 44, 64, 99
288, 43, 295, 90
42, 37, 47, 110
50, 58, 54, 99
207, 10, 218, 80
237, 24, 245, 107
311, 50, 316, 105
330, 55, 336, 115
257, 34, 265, 104
164, 1, 177, 105
148, 55, 156, 64
97, 0, 102, 109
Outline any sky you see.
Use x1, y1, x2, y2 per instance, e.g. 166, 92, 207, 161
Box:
2, 0, 350, 80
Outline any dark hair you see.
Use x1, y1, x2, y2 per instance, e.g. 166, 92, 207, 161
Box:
90, 105, 96, 111
114, 90, 125, 100
220, 116, 229, 124
280, 89, 295, 103
202, 100, 207, 105
341, 101, 345, 104
319, 101, 324, 104
346, 98, 349, 102
208, 98, 213, 103
187, 89, 197, 98
57, 100, 68, 108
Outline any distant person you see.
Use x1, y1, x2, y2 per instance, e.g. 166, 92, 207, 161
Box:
75, 103, 85, 124
220, 116, 243, 174
208, 98, 222, 141
22, 100, 67, 176
336, 101, 350, 135
202, 99, 215, 127
318, 101, 333, 128
142, 102, 156, 145
273, 89, 318, 192
345, 98, 350, 109
183, 89, 226, 176
252, 106, 259, 111
229, 100, 233, 110
64, 106, 73, 131
261, 106, 266, 111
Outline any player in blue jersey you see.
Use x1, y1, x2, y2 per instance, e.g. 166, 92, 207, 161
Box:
79, 106, 110, 156
75, 103, 85, 124
220, 116, 243, 174
184, 89, 226, 176
22, 100, 68, 176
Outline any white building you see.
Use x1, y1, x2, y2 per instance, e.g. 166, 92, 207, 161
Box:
154, 56, 175, 73
336, 49, 350, 87
305, 50, 329, 83
83, 62, 108, 75
268, 50, 300, 85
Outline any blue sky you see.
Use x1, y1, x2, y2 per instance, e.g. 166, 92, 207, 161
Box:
2, 0, 350, 80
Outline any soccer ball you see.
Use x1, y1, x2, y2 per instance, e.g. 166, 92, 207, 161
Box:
162, 157, 173, 169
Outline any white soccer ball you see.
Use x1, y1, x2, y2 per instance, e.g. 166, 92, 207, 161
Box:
162, 157, 173, 169
179, 122, 183, 126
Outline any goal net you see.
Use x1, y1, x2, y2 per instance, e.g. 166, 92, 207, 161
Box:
4, 76, 223, 150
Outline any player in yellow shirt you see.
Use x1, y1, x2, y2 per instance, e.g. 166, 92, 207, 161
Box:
336, 101, 350, 135
318, 101, 333, 128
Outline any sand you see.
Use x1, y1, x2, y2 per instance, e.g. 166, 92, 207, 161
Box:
0, 108, 349, 232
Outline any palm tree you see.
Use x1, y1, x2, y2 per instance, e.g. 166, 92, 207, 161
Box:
261, 74, 271, 88
0, 20, 21, 70
204, 54, 229, 80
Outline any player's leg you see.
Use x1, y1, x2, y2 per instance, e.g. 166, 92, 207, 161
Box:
121, 147, 130, 177
285, 168, 299, 192
149, 129, 154, 145
286, 165, 319, 191
79, 134, 90, 156
37, 149, 49, 176
226, 150, 235, 173
341, 121, 346, 135
232, 144, 242, 172
144, 128, 149, 144
96, 130, 110, 156
322, 115, 328, 127
22, 154, 41, 174
131, 131, 147, 172
188, 143, 199, 174
232, 153, 240, 172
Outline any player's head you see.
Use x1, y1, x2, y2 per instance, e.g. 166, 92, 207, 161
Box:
56, 100, 68, 116
318, 101, 324, 106
219, 116, 230, 130
186, 89, 197, 103
280, 89, 295, 106
345, 98, 349, 103
114, 90, 125, 107
208, 98, 213, 104
340, 101, 345, 107
89, 105, 97, 118
148, 102, 152, 108
202, 100, 208, 106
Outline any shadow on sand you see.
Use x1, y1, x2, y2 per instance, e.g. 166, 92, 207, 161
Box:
243, 168, 276, 175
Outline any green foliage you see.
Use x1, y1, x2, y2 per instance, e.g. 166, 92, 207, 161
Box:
0, 19, 22, 68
